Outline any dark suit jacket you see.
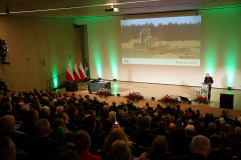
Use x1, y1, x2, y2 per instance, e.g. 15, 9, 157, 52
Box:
130, 130, 156, 148
0, 131, 27, 150
204, 76, 213, 84
69, 115, 83, 126
150, 130, 172, 141
207, 149, 232, 160
185, 153, 206, 160
65, 122, 77, 131
86, 130, 105, 149
25, 137, 64, 160
151, 118, 159, 128
19, 121, 35, 135
124, 126, 139, 135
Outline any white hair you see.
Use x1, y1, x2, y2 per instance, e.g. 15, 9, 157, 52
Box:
219, 117, 225, 124
56, 106, 64, 113
53, 99, 57, 103
109, 111, 116, 120
185, 125, 195, 137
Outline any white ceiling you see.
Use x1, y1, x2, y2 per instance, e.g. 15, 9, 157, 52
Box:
0, 0, 240, 18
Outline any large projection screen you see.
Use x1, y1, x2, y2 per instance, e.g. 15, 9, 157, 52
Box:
121, 15, 201, 66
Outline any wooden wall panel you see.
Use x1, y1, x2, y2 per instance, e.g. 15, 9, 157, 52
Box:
0, 16, 82, 91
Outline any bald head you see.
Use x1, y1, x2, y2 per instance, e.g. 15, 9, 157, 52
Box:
187, 119, 193, 125
169, 123, 176, 132
154, 112, 158, 118
190, 135, 211, 158
0, 115, 15, 131
20, 105, 30, 115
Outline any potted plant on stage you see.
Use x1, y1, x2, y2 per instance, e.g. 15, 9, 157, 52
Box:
192, 89, 210, 104
125, 91, 144, 102
96, 88, 113, 98
158, 95, 180, 106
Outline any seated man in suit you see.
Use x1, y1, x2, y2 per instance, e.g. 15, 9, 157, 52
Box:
26, 119, 64, 159
128, 102, 136, 111
84, 116, 105, 150
119, 113, 130, 127
69, 105, 83, 126
185, 125, 196, 145
151, 112, 159, 128
130, 117, 156, 148
118, 101, 125, 110
17, 105, 30, 122
207, 134, 232, 160
110, 101, 118, 111
0, 115, 26, 150
2, 102, 17, 118
151, 120, 172, 141
124, 115, 139, 135
0, 136, 17, 160
19, 108, 39, 135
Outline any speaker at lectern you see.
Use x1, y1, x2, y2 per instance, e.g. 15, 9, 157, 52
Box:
201, 83, 209, 93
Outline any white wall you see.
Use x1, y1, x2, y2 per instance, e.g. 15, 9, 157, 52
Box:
75, 8, 241, 89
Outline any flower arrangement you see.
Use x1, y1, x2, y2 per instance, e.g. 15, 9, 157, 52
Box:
193, 96, 210, 104
192, 89, 210, 104
125, 91, 144, 102
158, 94, 180, 106
96, 88, 113, 98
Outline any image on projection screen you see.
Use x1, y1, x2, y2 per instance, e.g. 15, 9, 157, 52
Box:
121, 15, 201, 66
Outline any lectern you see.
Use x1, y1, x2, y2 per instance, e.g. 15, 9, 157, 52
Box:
201, 83, 209, 93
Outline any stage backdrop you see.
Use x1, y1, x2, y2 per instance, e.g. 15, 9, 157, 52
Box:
75, 7, 241, 90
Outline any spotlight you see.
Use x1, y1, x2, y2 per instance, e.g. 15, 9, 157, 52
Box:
5, 6, 10, 14
151, 97, 155, 100
0, 39, 7, 45
0, 46, 9, 52
114, 79, 116, 81
228, 87, 231, 90
99, 78, 101, 80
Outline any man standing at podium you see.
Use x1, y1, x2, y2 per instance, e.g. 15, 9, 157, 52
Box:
204, 73, 213, 100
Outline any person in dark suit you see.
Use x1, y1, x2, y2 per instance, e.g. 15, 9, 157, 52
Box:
151, 120, 172, 141
186, 135, 211, 160
84, 116, 105, 149
185, 125, 195, 145
207, 134, 232, 160
130, 117, 156, 148
204, 73, 213, 100
69, 105, 82, 126
20, 108, 39, 135
25, 119, 64, 160
124, 115, 139, 135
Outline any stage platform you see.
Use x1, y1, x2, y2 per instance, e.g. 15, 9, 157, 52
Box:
57, 81, 241, 118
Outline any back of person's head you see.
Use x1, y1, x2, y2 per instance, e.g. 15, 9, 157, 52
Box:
78, 106, 84, 113
152, 135, 168, 154
190, 135, 210, 158
146, 102, 149, 107
56, 106, 64, 114
130, 115, 138, 126
84, 116, 96, 131
205, 113, 210, 118
154, 112, 158, 118
219, 117, 225, 124
208, 122, 217, 131
86, 110, 95, 117
27, 108, 39, 122
169, 116, 175, 123
2, 102, 12, 112
210, 113, 214, 118
196, 109, 200, 114
177, 105, 180, 109
139, 117, 150, 130
210, 134, 222, 150
185, 125, 195, 137
229, 126, 235, 135
110, 140, 131, 160
122, 112, 128, 120
220, 132, 232, 149
103, 128, 129, 153
40, 106, 50, 117
34, 118, 50, 137
20, 105, 29, 115
109, 111, 116, 120
69, 105, 77, 115
53, 118, 69, 133
0, 115, 15, 131
0, 136, 17, 160
220, 125, 230, 134
104, 118, 114, 130
176, 118, 182, 125
158, 120, 167, 131
75, 130, 91, 153
53, 151, 81, 160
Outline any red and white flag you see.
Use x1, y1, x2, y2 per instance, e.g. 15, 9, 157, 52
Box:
73, 63, 80, 82
66, 64, 75, 81
79, 62, 86, 81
